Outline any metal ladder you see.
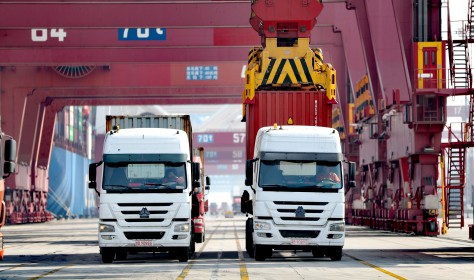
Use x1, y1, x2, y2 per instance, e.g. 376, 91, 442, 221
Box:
444, 146, 465, 228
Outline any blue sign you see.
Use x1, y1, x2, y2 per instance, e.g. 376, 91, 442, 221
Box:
118, 28, 166, 41
186, 66, 218, 80
197, 134, 214, 143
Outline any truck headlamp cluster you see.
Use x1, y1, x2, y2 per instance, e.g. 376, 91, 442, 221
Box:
329, 222, 345, 232
254, 221, 271, 230
99, 224, 115, 233
174, 224, 190, 232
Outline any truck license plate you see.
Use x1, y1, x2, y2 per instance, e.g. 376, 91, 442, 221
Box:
135, 240, 152, 247
290, 239, 308, 246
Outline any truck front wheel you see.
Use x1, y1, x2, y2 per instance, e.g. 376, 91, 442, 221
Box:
326, 246, 343, 261
101, 248, 115, 263
116, 251, 127, 260
245, 219, 254, 258
254, 245, 271, 261
178, 247, 189, 262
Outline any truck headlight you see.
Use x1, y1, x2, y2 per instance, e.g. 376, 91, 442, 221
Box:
254, 221, 271, 230
329, 222, 345, 232
174, 224, 190, 232
99, 224, 115, 233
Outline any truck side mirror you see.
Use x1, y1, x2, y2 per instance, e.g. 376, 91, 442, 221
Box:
88, 161, 102, 192
4, 139, 16, 162
241, 190, 253, 215
89, 163, 97, 182
245, 160, 253, 186
3, 161, 15, 175
89, 181, 97, 190
206, 176, 211, 186
3, 139, 17, 177
348, 161, 356, 188
192, 162, 200, 182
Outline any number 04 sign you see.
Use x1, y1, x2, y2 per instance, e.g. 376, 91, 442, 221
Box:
31, 28, 67, 42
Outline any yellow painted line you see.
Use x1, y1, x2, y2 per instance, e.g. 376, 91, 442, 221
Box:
233, 221, 249, 280
29, 264, 74, 280
176, 222, 221, 280
345, 253, 407, 280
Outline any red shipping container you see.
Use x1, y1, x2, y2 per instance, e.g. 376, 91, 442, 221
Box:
244, 90, 333, 160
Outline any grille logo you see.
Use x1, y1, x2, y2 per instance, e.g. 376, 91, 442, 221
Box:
139, 207, 150, 219
295, 206, 305, 217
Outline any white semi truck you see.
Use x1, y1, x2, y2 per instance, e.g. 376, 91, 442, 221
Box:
241, 125, 355, 261
88, 115, 202, 263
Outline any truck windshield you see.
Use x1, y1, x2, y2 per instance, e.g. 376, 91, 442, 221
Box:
259, 160, 342, 190
103, 162, 187, 193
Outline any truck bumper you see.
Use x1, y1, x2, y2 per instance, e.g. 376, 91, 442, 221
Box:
98, 223, 191, 251
252, 222, 345, 249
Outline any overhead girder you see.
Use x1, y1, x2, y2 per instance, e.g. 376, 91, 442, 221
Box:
0, 1, 349, 64
346, 0, 412, 106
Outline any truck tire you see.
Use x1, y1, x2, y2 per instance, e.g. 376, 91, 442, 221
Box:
254, 245, 267, 261
178, 247, 189, 262
311, 249, 324, 258
101, 248, 115, 263
327, 246, 343, 261
245, 219, 254, 258
116, 251, 127, 260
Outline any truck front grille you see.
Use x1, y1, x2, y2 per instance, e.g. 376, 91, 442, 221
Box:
279, 230, 320, 238
118, 203, 172, 207
280, 217, 320, 222
121, 210, 167, 215
274, 201, 328, 206
125, 219, 164, 223
124, 232, 165, 240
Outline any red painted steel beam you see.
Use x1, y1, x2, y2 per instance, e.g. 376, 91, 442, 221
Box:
346, 0, 412, 105
0, 1, 349, 64
250, 0, 323, 39
0, 1, 251, 28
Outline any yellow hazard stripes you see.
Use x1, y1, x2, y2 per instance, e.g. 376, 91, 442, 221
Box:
260, 58, 314, 86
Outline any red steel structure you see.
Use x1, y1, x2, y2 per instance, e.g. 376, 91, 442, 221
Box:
0, 0, 472, 239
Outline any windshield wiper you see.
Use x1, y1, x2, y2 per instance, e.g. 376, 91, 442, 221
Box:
143, 183, 172, 189
261, 184, 287, 187
314, 183, 342, 189
105, 185, 130, 190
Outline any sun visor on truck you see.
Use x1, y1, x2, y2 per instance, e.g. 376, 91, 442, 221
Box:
259, 152, 343, 162
103, 153, 187, 163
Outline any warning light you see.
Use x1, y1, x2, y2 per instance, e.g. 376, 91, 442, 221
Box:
287, 118, 294, 125
273, 123, 278, 129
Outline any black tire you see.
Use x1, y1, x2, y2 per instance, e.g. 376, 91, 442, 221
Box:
245, 219, 254, 258
254, 245, 267, 261
101, 248, 115, 263
178, 247, 189, 262
311, 249, 324, 258
115, 251, 127, 260
327, 246, 343, 261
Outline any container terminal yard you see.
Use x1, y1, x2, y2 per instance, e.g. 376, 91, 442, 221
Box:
0, 0, 473, 278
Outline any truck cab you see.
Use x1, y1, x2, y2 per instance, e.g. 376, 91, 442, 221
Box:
242, 125, 355, 261
89, 127, 200, 263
